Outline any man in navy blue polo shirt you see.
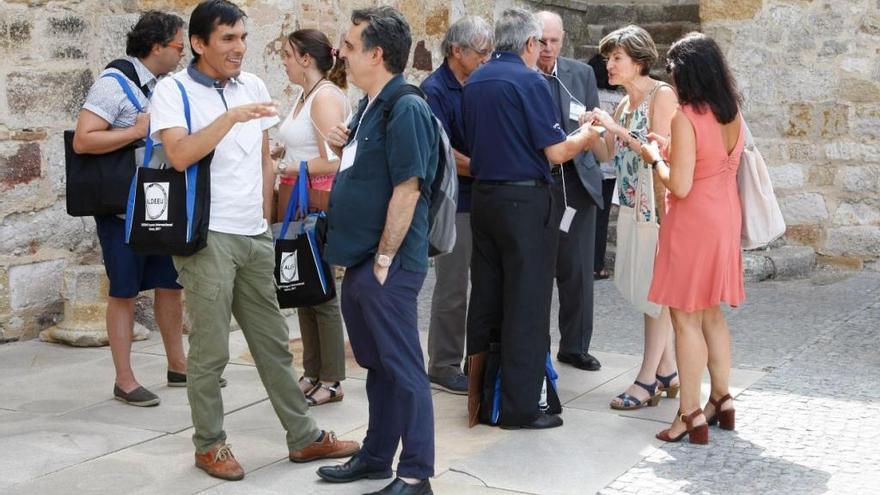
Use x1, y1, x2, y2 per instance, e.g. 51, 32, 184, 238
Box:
421, 16, 493, 396
462, 8, 601, 430
318, 6, 439, 495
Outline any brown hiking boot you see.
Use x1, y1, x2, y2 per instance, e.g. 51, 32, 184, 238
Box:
289, 430, 360, 463
194, 443, 244, 481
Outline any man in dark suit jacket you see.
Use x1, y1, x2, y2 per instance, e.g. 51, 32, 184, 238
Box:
536, 11, 603, 371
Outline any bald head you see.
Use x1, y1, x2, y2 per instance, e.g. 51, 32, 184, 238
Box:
535, 11, 563, 32
535, 11, 564, 74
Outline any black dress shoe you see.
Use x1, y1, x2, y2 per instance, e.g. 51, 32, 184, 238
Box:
557, 352, 601, 371
317, 455, 392, 483
500, 412, 563, 430
364, 478, 433, 495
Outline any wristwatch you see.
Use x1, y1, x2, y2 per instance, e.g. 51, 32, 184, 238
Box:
277, 161, 288, 174
651, 159, 666, 170
374, 253, 393, 268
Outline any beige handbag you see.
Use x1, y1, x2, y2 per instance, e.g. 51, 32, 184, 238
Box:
738, 121, 786, 249
614, 163, 662, 318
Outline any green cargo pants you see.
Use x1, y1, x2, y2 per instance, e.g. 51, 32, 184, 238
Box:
174, 229, 319, 453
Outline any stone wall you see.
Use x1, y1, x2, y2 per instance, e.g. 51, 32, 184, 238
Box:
1, 0, 876, 340
0, 0, 518, 341
701, 0, 880, 269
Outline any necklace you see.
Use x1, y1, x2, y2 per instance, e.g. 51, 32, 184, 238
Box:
299, 77, 327, 104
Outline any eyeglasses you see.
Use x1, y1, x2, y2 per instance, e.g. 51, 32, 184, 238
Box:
166, 41, 185, 52
468, 46, 493, 57
536, 37, 548, 47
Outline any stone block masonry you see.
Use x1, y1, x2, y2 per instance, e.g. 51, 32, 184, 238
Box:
701, 0, 880, 264
0, 0, 518, 341
0, 0, 876, 342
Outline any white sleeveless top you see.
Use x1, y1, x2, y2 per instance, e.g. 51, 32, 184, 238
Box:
277, 83, 350, 172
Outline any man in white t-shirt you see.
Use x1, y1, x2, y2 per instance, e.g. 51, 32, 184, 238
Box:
148, 0, 358, 482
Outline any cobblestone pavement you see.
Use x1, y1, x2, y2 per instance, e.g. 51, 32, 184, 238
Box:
597, 272, 880, 495
419, 267, 880, 494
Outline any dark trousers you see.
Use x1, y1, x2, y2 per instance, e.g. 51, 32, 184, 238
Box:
467, 182, 559, 426
428, 213, 472, 377
595, 178, 616, 272
340, 258, 434, 479
551, 168, 598, 356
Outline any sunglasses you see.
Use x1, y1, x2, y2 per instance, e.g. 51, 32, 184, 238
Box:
166, 41, 185, 52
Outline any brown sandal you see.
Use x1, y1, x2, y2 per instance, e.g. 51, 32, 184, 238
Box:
705, 393, 735, 430
298, 376, 318, 396
656, 408, 709, 444
306, 381, 344, 406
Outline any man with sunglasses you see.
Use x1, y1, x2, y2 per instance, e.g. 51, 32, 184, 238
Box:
72, 11, 187, 408
535, 10, 604, 373
421, 16, 494, 396
462, 8, 601, 430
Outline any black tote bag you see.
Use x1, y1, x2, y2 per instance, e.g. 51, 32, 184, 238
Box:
124, 79, 211, 256
272, 162, 335, 308
65, 72, 145, 217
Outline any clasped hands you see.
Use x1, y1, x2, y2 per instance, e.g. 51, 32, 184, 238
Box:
578, 108, 669, 165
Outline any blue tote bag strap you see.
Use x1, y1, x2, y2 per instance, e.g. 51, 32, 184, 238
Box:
279, 161, 311, 240
104, 72, 155, 165
279, 174, 302, 241
172, 79, 200, 243
102, 72, 144, 112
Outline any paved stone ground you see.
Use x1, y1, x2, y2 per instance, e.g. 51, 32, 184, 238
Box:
1, 266, 878, 494
597, 270, 880, 494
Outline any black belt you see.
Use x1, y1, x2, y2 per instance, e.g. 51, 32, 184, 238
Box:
550, 162, 576, 175
477, 179, 545, 187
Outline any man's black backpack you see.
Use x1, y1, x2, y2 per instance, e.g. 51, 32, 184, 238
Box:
65, 59, 149, 217
380, 84, 457, 257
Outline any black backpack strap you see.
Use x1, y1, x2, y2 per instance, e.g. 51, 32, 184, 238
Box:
105, 59, 150, 98
381, 84, 426, 131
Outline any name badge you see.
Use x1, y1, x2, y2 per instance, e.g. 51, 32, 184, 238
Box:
339, 141, 357, 172
569, 101, 586, 122
560, 206, 577, 233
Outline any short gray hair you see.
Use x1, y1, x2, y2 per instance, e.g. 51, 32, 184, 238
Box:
441, 16, 494, 57
494, 8, 542, 54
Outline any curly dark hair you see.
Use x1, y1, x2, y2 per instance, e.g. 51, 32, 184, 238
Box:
665, 33, 742, 124
351, 6, 411, 75
125, 11, 185, 59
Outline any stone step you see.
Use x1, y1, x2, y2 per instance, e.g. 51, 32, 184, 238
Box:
537, 0, 700, 25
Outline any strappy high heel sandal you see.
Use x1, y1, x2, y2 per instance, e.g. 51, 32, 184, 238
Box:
656, 371, 680, 399
306, 381, 344, 406
705, 393, 735, 430
610, 380, 661, 410
656, 409, 709, 444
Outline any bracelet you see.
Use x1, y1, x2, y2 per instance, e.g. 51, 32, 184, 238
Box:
651, 159, 666, 170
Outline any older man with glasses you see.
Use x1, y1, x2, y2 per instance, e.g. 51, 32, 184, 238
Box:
462, 8, 601, 430
422, 16, 494, 396
535, 10, 605, 373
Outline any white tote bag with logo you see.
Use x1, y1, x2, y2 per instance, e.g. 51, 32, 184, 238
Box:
614, 163, 662, 318
738, 121, 786, 249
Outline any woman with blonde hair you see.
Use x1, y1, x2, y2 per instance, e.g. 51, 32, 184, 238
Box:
584, 25, 680, 410
275, 28, 350, 406
641, 32, 744, 444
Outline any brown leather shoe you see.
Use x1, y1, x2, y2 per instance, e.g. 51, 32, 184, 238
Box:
194, 443, 244, 481
289, 430, 360, 463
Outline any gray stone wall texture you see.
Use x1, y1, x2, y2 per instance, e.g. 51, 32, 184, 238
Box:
0, 0, 876, 340
700, 0, 880, 268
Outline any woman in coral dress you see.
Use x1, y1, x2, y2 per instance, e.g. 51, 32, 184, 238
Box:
641, 33, 744, 445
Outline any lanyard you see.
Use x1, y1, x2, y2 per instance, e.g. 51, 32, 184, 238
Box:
349, 97, 377, 144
